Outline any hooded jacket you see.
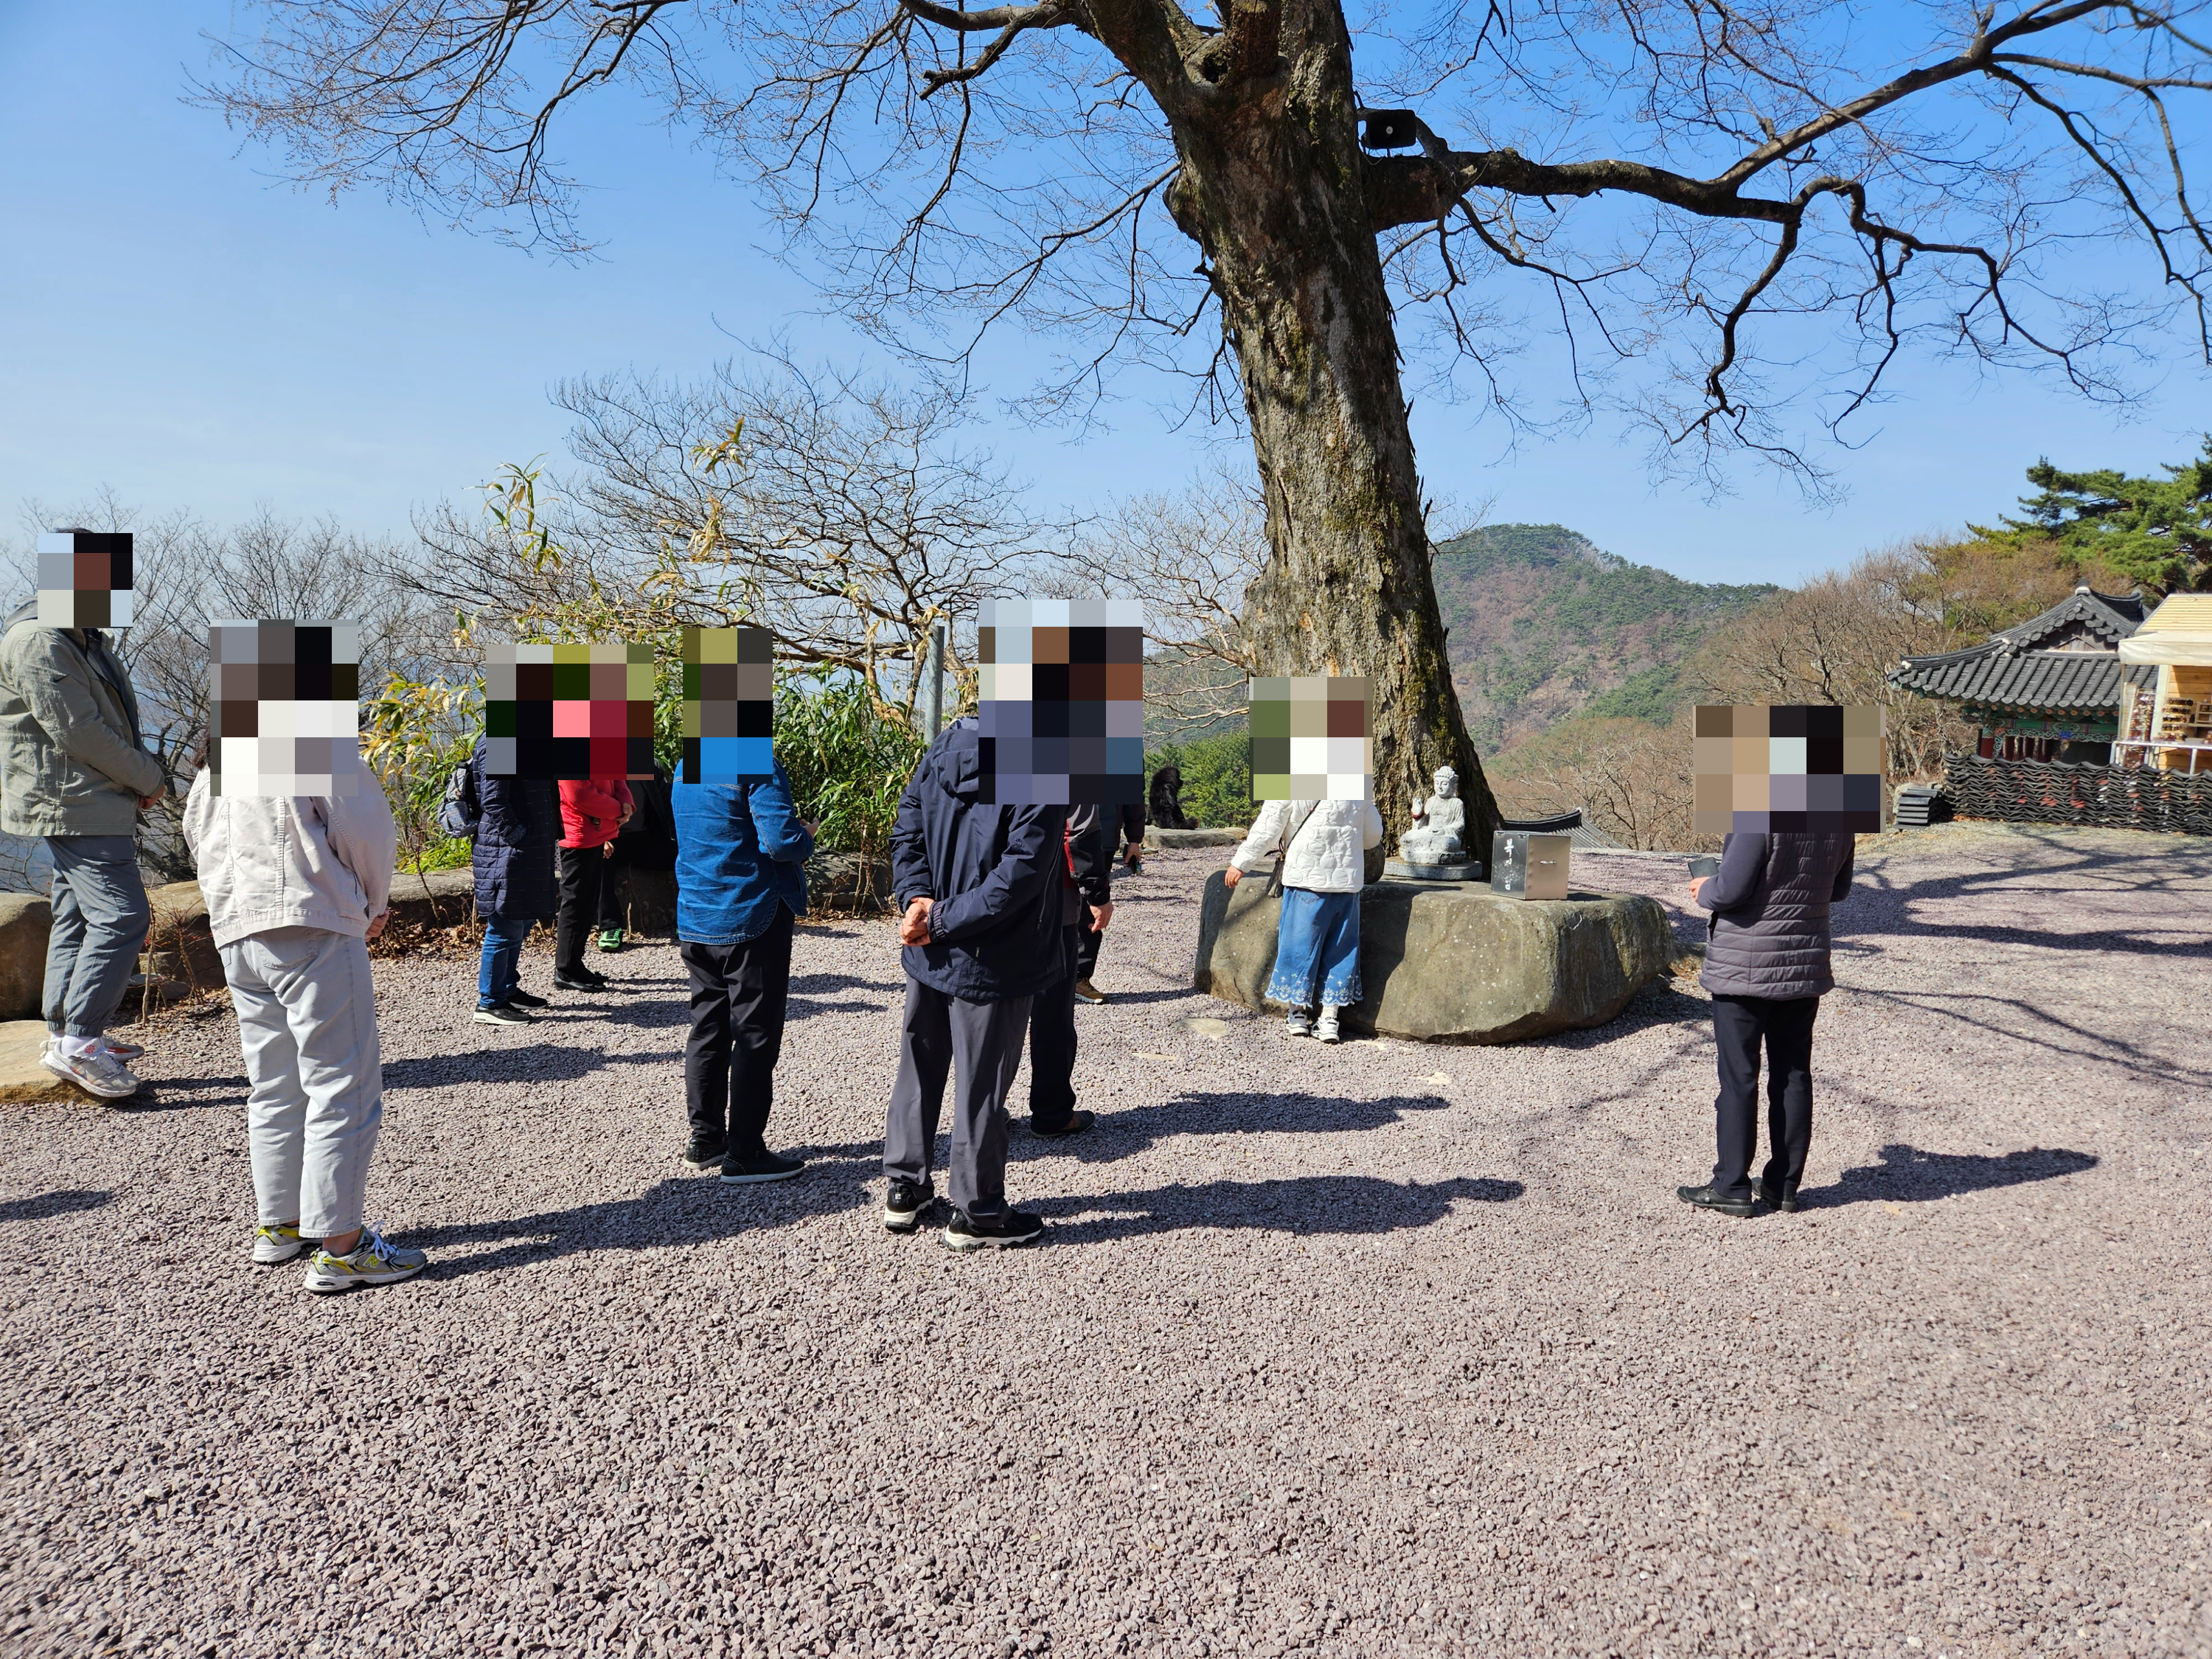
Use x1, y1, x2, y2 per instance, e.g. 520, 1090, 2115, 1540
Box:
468, 737, 561, 921
890, 718, 1064, 1002
1698, 831, 1857, 1001
0, 598, 164, 837
181, 767, 397, 948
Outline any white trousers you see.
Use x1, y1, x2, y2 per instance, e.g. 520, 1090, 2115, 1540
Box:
219, 925, 384, 1237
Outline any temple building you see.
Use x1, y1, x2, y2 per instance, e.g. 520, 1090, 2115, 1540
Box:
1888, 586, 2157, 764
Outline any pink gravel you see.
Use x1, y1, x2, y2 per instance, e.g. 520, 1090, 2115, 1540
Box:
2, 823, 2209, 1658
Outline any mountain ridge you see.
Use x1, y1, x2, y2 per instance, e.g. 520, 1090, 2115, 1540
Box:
1431, 523, 1780, 751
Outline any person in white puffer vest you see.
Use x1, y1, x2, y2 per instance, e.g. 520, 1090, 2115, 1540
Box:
1223, 796, 1385, 1043
181, 765, 430, 1293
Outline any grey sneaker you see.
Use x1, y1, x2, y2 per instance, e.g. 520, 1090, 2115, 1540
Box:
40, 1043, 143, 1100
252, 1223, 308, 1265
303, 1224, 428, 1293
100, 1035, 147, 1062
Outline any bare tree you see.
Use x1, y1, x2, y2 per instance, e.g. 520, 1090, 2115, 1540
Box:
202, 1, 2212, 846
403, 354, 1040, 714
1489, 710, 1711, 852
1055, 458, 1265, 731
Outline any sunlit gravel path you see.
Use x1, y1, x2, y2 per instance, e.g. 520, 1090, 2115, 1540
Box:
3, 823, 2209, 1659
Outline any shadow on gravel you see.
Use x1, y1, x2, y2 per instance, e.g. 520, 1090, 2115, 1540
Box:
1848, 984, 2212, 1089
408, 1164, 876, 1278
1022, 1091, 1451, 1164
1800, 1143, 2098, 1210
381, 1046, 669, 1089
0, 1188, 111, 1223
1080, 987, 1199, 1007
1034, 1173, 1523, 1242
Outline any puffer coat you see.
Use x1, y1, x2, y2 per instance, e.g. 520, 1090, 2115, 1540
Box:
469, 738, 561, 920
1229, 797, 1384, 894
1698, 831, 1857, 1001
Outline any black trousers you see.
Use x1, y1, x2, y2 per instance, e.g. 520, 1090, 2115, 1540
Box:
1027, 924, 1080, 1129
1710, 993, 1820, 1200
554, 845, 607, 976
1074, 913, 1103, 981
681, 907, 795, 1155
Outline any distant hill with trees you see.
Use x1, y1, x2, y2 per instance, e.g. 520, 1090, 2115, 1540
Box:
1430, 524, 1781, 752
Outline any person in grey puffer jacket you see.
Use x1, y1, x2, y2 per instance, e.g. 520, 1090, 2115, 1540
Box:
1678, 830, 1857, 1217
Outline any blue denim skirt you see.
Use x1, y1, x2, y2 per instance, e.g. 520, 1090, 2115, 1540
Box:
1266, 887, 1362, 1010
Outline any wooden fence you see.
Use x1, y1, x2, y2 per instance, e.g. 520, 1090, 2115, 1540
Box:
1942, 753, 2212, 836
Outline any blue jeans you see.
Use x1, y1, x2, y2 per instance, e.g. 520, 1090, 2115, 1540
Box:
44, 835, 151, 1039
1265, 887, 1362, 1011
477, 914, 537, 1009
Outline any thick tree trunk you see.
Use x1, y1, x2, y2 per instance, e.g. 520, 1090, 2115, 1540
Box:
1163, 18, 1500, 855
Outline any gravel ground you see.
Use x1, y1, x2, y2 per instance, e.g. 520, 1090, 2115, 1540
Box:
3, 824, 2209, 1659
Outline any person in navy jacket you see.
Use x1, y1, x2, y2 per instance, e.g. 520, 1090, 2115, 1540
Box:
882, 716, 1063, 1250
671, 757, 815, 1183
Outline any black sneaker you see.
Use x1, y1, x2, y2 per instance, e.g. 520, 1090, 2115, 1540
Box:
720, 1151, 805, 1186
1756, 1176, 1801, 1214
942, 1208, 1046, 1251
682, 1138, 727, 1175
505, 988, 550, 1009
1676, 1183, 1756, 1218
473, 1002, 536, 1026
1030, 1110, 1096, 1140
883, 1178, 936, 1234
553, 972, 606, 992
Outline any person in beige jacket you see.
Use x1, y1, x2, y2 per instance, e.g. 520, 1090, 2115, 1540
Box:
181, 766, 430, 1293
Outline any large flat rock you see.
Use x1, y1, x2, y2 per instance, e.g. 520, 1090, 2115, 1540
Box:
0, 894, 50, 1023
1193, 872, 1671, 1044
0, 1020, 83, 1105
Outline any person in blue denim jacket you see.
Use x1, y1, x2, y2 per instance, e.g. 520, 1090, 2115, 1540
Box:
671, 757, 815, 1183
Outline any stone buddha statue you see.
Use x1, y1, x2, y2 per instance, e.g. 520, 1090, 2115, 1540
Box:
1400, 766, 1467, 864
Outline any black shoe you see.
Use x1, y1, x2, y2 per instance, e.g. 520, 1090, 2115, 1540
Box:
1756, 1177, 1800, 1214
682, 1138, 727, 1175
473, 1002, 536, 1026
1030, 1109, 1096, 1140
942, 1208, 1047, 1251
720, 1151, 805, 1186
553, 971, 606, 992
504, 988, 550, 1009
1676, 1183, 1756, 1218
883, 1178, 936, 1234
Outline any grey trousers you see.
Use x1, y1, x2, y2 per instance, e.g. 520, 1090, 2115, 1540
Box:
883, 978, 1032, 1220
220, 925, 384, 1238
42, 835, 150, 1039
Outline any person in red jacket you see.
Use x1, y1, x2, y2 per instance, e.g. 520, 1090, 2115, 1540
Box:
554, 776, 634, 990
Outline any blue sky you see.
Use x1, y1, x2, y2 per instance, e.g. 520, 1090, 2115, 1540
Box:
3, 1, 2207, 589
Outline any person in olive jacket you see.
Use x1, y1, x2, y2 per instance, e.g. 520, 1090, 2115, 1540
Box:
0, 593, 165, 1099
467, 737, 562, 1025
1679, 830, 1857, 1218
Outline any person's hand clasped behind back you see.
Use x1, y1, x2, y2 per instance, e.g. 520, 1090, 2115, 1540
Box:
899, 896, 933, 947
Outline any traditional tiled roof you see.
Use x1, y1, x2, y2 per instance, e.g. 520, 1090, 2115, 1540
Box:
1497, 807, 1624, 850
1889, 586, 2157, 714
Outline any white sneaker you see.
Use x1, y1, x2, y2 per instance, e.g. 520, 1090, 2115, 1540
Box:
1315, 1006, 1342, 1043
100, 1035, 146, 1062
252, 1223, 307, 1265
39, 1042, 143, 1099
1284, 1009, 1312, 1037
302, 1224, 428, 1294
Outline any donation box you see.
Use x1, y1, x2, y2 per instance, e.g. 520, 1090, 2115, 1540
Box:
1489, 832, 1570, 900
